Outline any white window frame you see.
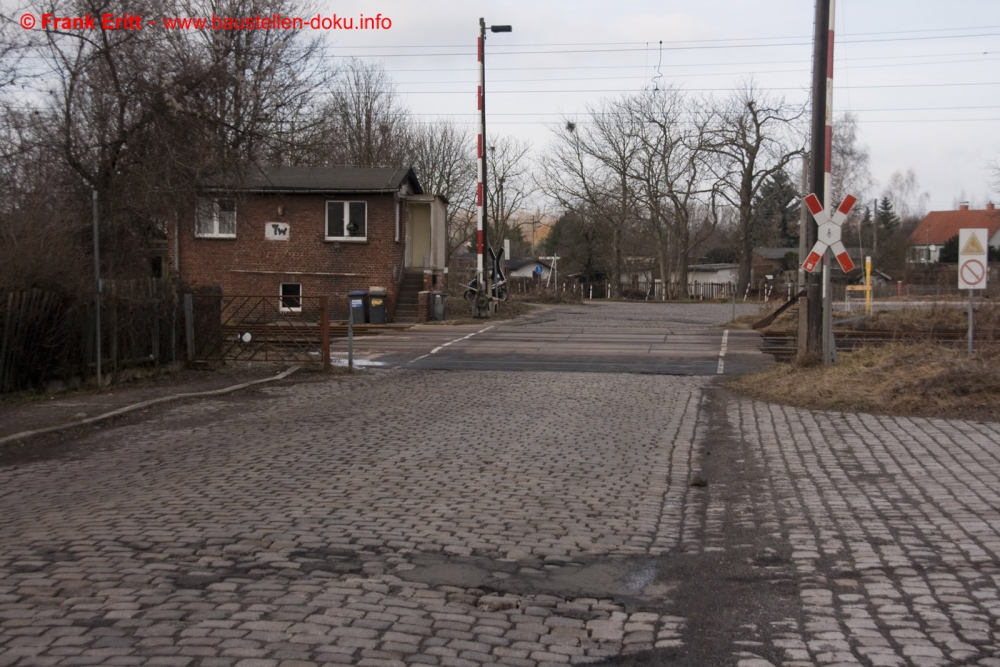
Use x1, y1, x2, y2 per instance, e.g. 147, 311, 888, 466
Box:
325, 200, 368, 242
279, 282, 302, 313
195, 197, 237, 238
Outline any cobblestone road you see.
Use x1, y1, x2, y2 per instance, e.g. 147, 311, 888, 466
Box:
726, 401, 1000, 667
0, 371, 704, 667
3, 303, 1000, 667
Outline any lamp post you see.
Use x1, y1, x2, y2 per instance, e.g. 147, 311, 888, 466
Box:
474, 18, 512, 318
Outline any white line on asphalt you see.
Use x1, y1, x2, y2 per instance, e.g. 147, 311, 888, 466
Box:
717, 329, 729, 375
410, 325, 496, 363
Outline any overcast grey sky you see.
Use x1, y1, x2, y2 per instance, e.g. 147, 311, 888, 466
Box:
322, 0, 1000, 212
7, 0, 997, 210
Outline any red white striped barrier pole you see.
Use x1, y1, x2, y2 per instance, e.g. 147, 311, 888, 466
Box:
476, 20, 486, 292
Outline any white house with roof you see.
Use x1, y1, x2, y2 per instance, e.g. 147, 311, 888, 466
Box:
908, 203, 1000, 263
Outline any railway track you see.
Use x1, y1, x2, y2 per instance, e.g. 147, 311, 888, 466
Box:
761, 329, 999, 359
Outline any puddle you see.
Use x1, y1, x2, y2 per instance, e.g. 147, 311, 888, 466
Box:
397, 553, 670, 604
622, 560, 659, 592
328, 357, 388, 367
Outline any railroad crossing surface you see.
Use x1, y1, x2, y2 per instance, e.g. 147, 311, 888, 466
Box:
333, 302, 767, 375
3, 302, 1000, 667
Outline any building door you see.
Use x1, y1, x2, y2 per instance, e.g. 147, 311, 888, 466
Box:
407, 204, 432, 268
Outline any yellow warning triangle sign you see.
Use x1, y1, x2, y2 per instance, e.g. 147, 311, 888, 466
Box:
962, 233, 985, 255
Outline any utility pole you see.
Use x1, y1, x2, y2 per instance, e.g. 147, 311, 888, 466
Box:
873, 198, 878, 258
806, 0, 833, 357
797, 154, 809, 358
92, 189, 102, 386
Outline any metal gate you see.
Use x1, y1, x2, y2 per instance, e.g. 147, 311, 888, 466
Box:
184, 294, 330, 366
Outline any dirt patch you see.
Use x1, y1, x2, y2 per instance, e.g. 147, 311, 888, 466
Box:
726, 343, 1000, 421
426, 300, 536, 325
517, 291, 583, 305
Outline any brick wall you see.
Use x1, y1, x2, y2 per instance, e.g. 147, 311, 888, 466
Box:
416, 291, 430, 323
168, 193, 406, 321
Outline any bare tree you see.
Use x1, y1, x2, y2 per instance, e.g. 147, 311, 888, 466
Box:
174, 0, 332, 166
882, 169, 929, 225
540, 98, 642, 296
830, 112, 874, 207
3, 0, 330, 293
486, 134, 534, 256
629, 88, 719, 298
0, 2, 35, 93
321, 58, 410, 167
408, 119, 475, 261
705, 82, 803, 293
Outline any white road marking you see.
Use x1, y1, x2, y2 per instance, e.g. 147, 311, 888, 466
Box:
717, 329, 729, 375
413, 325, 496, 363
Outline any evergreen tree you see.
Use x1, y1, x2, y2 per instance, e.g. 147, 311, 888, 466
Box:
752, 170, 800, 248
939, 235, 959, 263
860, 206, 873, 234
876, 197, 899, 234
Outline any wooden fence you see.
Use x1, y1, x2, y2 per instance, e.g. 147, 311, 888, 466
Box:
0, 280, 177, 394
0, 289, 68, 393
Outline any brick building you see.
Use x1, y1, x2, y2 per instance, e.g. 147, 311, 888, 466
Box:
167, 166, 447, 322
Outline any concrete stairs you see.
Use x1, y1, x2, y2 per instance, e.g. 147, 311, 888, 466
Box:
394, 272, 424, 323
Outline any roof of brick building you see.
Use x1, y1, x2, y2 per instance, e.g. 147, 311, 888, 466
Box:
909, 204, 1000, 245
206, 166, 423, 194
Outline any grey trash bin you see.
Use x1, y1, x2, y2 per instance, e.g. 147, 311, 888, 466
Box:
432, 291, 447, 321
369, 287, 387, 324
347, 290, 367, 324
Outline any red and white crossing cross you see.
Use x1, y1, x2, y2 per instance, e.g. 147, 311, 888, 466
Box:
802, 193, 858, 274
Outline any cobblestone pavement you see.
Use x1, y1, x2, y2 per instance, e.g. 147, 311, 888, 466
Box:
0, 371, 705, 667
719, 399, 1000, 667
4, 300, 1000, 667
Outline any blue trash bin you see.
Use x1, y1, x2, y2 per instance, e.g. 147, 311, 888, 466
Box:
347, 290, 367, 324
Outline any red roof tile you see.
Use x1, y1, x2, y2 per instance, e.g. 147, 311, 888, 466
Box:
909, 206, 1000, 245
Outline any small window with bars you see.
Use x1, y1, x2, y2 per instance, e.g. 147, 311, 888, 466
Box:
279, 283, 302, 312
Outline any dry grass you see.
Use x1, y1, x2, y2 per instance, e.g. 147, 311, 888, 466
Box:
727, 302, 1000, 336
859, 303, 1000, 335
727, 343, 1000, 421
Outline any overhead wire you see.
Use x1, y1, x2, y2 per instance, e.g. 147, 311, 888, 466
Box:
323, 24, 1000, 49
378, 51, 996, 73
391, 82, 1000, 94
372, 56, 1000, 85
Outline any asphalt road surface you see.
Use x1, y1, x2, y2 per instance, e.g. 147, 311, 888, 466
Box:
3, 302, 1000, 667
334, 302, 768, 375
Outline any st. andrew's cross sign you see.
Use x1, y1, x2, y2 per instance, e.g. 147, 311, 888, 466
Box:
802, 193, 857, 274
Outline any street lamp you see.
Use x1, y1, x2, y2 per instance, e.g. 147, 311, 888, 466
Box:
474, 18, 512, 317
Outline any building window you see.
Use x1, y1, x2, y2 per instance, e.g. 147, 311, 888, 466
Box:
196, 198, 237, 238
279, 283, 302, 312
326, 201, 367, 241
